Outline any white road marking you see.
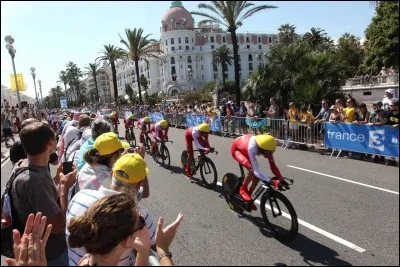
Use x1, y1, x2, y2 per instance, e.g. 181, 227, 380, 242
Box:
287, 165, 399, 195
1, 151, 10, 168
217, 181, 366, 253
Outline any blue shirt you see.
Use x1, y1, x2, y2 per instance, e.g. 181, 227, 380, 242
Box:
77, 137, 95, 171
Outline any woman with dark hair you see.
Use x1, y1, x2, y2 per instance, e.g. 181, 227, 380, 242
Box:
354, 103, 370, 124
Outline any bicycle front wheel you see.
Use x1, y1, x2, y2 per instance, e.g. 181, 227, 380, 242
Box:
260, 190, 298, 241
161, 145, 171, 169
145, 136, 152, 151
130, 130, 137, 147
200, 157, 218, 189
181, 150, 188, 169
152, 143, 160, 163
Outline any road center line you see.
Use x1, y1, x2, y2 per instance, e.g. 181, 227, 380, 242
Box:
287, 165, 399, 195
217, 182, 366, 253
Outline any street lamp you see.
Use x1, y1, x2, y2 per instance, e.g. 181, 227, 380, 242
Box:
30, 67, 40, 110
38, 80, 43, 108
5, 35, 23, 119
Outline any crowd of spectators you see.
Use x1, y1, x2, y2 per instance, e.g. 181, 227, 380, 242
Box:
353, 65, 398, 84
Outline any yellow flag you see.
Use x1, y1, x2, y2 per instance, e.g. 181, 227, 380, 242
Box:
10, 73, 26, 92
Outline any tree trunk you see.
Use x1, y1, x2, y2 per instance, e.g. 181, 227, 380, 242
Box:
64, 82, 68, 102
94, 75, 99, 101
222, 63, 226, 87
111, 61, 118, 103
135, 60, 142, 105
230, 30, 241, 107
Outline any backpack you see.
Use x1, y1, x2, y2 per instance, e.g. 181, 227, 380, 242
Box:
1, 167, 33, 258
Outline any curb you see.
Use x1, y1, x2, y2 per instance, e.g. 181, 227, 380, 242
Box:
1, 151, 10, 166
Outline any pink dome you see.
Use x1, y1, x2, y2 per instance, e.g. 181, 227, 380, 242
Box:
161, 1, 194, 31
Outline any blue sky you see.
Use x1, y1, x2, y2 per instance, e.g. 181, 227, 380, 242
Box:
1, 1, 375, 98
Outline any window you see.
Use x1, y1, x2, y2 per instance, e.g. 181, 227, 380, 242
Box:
166, 40, 168, 45
246, 36, 250, 43
188, 65, 192, 70
186, 46, 189, 50
249, 63, 253, 71
222, 36, 226, 43
192, 46, 194, 50
258, 44, 262, 50
258, 36, 261, 43
214, 73, 217, 79
181, 65, 183, 69
188, 56, 192, 63
248, 54, 253, 61
363, 92, 372, 96
171, 57, 175, 64
224, 73, 228, 79
171, 38, 174, 44
166, 48, 168, 52
171, 47, 175, 51
201, 65, 203, 70
192, 38, 194, 42
171, 66, 176, 74
140, 67, 143, 73
210, 36, 215, 43
200, 56, 203, 60
268, 36, 272, 43
178, 37, 181, 44
202, 74, 204, 80
185, 37, 189, 43
200, 46, 202, 51
211, 45, 215, 50
180, 56, 182, 59
179, 46, 182, 50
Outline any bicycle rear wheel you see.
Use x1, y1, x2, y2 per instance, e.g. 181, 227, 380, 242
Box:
222, 173, 244, 214
260, 190, 298, 241
181, 150, 188, 169
152, 143, 160, 163
145, 136, 152, 151
161, 145, 171, 169
200, 157, 218, 188
130, 129, 137, 147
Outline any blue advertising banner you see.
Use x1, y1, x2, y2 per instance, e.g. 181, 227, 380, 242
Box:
324, 122, 399, 158
185, 114, 222, 133
148, 112, 164, 123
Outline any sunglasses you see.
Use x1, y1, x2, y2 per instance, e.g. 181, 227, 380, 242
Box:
132, 216, 146, 233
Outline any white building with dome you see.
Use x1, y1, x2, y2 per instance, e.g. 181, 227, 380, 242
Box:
115, 1, 279, 98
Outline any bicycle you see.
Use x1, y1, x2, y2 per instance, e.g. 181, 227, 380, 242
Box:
151, 140, 173, 169
125, 126, 137, 147
113, 122, 119, 136
139, 131, 153, 152
222, 165, 298, 241
181, 149, 218, 189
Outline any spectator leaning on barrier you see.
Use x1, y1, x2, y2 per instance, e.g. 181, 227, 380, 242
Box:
329, 105, 344, 122
343, 98, 356, 123
382, 88, 398, 111
383, 100, 399, 166
287, 102, 301, 141
354, 103, 370, 124
367, 101, 386, 163
66, 152, 157, 266
11, 122, 77, 266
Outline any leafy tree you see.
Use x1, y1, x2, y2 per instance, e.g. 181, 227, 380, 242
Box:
364, 1, 399, 72
125, 84, 137, 105
201, 80, 236, 94
278, 24, 297, 45
212, 46, 233, 86
335, 33, 365, 77
84, 61, 105, 102
119, 28, 161, 105
192, 1, 277, 106
58, 70, 69, 100
180, 91, 213, 106
302, 27, 331, 51
97, 44, 127, 103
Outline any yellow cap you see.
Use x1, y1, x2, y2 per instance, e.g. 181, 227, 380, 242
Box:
159, 120, 168, 128
254, 134, 277, 152
198, 123, 210, 133
113, 154, 150, 184
144, 117, 150, 123
129, 114, 135, 120
93, 132, 130, 156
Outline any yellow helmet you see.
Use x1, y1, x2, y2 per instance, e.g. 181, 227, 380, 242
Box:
111, 113, 116, 118
255, 134, 277, 152
144, 117, 150, 123
198, 123, 210, 133
159, 120, 168, 129
129, 114, 135, 120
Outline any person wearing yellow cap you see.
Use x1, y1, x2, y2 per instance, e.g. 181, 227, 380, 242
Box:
77, 132, 130, 191
183, 123, 213, 177
231, 134, 289, 210
150, 120, 169, 153
66, 151, 157, 266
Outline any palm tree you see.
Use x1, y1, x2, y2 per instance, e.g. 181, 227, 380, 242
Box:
192, 1, 278, 106
58, 70, 69, 99
212, 46, 233, 86
278, 24, 296, 45
302, 27, 329, 50
84, 61, 105, 102
97, 45, 127, 103
119, 28, 161, 105
65, 61, 83, 102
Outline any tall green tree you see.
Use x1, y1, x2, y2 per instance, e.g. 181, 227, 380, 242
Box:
119, 28, 161, 105
65, 61, 83, 102
335, 33, 365, 77
302, 27, 330, 51
125, 84, 137, 105
278, 24, 297, 45
58, 70, 69, 100
364, 1, 399, 72
212, 46, 233, 86
192, 1, 278, 106
84, 61, 105, 102
97, 44, 127, 103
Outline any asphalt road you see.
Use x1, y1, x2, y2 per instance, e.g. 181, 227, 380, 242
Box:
1, 122, 399, 266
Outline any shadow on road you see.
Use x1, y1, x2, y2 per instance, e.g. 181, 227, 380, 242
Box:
189, 177, 224, 196
238, 213, 352, 266
168, 165, 183, 174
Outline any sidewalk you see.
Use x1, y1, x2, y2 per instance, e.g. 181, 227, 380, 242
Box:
1, 134, 20, 165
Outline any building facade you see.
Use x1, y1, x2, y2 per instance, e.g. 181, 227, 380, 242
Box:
115, 1, 279, 98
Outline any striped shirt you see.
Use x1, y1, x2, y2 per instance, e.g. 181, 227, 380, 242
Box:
66, 186, 156, 266
77, 163, 111, 191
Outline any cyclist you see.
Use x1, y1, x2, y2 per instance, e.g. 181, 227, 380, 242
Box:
184, 123, 212, 177
231, 134, 288, 210
137, 116, 151, 143
124, 114, 135, 143
150, 119, 169, 153
110, 112, 119, 132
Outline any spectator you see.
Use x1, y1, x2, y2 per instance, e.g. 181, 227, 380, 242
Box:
224, 103, 234, 132
238, 101, 248, 134
67, 152, 155, 266
11, 122, 77, 266
314, 99, 331, 144
78, 132, 130, 191
367, 101, 386, 163
329, 105, 344, 122
9, 140, 26, 165
64, 115, 92, 163
287, 102, 300, 142
300, 107, 314, 125
343, 98, 356, 123
2, 113, 15, 147
354, 103, 370, 124
76, 119, 113, 171
14, 116, 22, 134
380, 67, 387, 76
382, 100, 399, 166
335, 99, 344, 112
382, 88, 398, 111
267, 97, 280, 119
255, 100, 266, 134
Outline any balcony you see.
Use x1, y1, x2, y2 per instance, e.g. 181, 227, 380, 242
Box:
343, 73, 399, 89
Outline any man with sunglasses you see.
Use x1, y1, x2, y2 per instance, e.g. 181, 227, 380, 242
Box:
66, 149, 156, 266
231, 134, 289, 210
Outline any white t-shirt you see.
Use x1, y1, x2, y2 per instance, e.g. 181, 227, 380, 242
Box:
382, 97, 398, 111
